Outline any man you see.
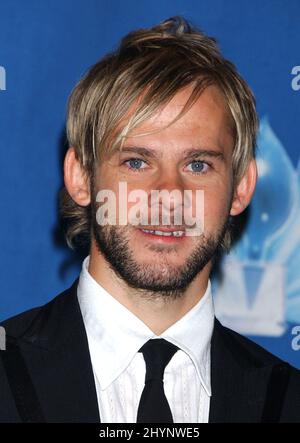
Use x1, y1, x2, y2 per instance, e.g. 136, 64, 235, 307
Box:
1, 16, 299, 423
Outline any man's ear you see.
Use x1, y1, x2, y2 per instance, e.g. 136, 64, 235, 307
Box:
230, 158, 257, 216
64, 147, 91, 206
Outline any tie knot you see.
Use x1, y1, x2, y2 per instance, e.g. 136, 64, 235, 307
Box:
138, 339, 179, 382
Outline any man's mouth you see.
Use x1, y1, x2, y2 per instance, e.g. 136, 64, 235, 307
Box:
140, 229, 185, 237
136, 226, 187, 242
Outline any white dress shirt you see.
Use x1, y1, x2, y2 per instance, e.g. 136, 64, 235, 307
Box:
77, 255, 215, 423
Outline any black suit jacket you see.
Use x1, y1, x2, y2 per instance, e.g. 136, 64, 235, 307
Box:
0, 278, 300, 423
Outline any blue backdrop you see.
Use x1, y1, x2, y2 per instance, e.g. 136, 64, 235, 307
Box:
0, 0, 300, 368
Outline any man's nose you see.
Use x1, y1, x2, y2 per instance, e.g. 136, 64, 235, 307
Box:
147, 169, 188, 223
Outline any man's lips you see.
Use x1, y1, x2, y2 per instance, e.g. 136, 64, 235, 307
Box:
136, 226, 187, 242
137, 226, 186, 232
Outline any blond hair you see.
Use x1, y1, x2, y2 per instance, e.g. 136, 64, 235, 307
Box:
61, 16, 258, 250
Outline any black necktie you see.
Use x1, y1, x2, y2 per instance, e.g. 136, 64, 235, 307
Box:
136, 338, 179, 423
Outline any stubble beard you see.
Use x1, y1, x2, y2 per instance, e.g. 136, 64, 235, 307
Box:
91, 204, 229, 301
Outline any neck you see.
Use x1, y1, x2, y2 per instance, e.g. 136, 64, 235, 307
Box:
88, 240, 212, 335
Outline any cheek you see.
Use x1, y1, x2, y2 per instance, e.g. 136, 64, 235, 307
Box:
95, 180, 150, 226
202, 186, 232, 230
94, 165, 125, 202
92, 170, 120, 217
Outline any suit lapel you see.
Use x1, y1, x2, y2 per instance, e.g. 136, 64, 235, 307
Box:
17, 279, 100, 423
209, 319, 274, 423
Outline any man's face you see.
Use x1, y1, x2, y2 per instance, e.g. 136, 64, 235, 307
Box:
91, 84, 235, 297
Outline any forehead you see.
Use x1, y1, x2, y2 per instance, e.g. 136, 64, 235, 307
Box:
122, 84, 235, 155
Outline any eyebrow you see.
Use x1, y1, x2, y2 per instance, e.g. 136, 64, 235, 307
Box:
120, 146, 162, 159
182, 148, 225, 162
120, 146, 225, 162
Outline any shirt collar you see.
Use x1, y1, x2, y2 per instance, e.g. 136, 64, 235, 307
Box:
77, 256, 214, 396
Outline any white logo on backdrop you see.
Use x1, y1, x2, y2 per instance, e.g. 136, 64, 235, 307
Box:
214, 117, 300, 336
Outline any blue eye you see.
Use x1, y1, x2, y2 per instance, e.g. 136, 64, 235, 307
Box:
186, 160, 209, 173
125, 158, 147, 170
